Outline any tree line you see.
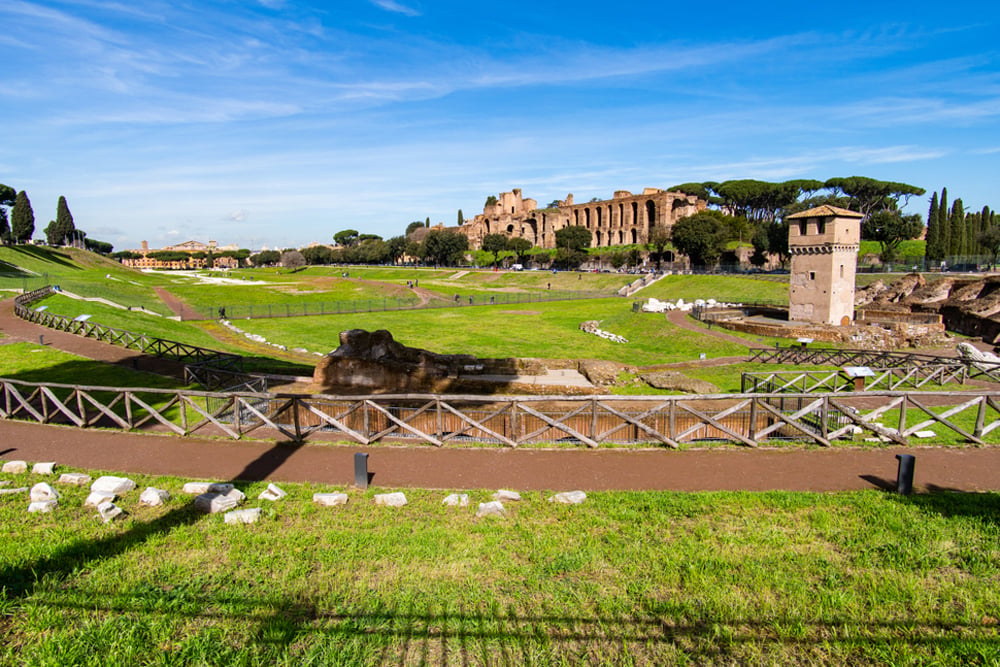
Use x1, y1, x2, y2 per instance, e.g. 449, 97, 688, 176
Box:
925, 188, 999, 265
0, 184, 113, 253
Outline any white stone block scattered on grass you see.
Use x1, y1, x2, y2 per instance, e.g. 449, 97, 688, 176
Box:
31, 462, 56, 475
85, 491, 116, 508
374, 492, 407, 507
194, 488, 244, 514
29, 483, 60, 503
58, 473, 92, 486
139, 487, 170, 506
91, 476, 136, 495
493, 489, 521, 502
224, 508, 263, 524
97, 500, 124, 523
313, 492, 349, 506
548, 490, 587, 505
442, 493, 469, 507
182, 482, 234, 495
476, 501, 506, 517
914, 430, 937, 439
258, 483, 287, 501
2, 461, 28, 474
28, 499, 58, 513
0, 486, 29, 496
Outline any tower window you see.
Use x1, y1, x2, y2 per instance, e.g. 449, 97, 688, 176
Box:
809, 271, 816, 281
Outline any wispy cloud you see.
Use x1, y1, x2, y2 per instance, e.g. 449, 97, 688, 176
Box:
371, 0, 420, 17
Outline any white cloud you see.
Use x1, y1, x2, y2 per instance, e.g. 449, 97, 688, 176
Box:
228, 209, 249, 222
370, 0, 420, 17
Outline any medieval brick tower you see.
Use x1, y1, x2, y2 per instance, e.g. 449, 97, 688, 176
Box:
786, 205, 862, 326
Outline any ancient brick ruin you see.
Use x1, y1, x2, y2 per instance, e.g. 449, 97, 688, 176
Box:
459, 187, 705, 249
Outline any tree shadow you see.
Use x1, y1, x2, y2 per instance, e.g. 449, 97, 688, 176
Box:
9, 245, 82, 270
859, 475, 1000, 525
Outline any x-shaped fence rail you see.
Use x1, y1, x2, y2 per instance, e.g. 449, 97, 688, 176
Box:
3, 378, 999, 448
741, 365, 969, 394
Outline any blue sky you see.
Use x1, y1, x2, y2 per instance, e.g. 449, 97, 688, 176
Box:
2, 0, 998, 252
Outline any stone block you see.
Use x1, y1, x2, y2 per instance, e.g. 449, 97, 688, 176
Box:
182, 482, 233, 495
29, 483, 60, 503
224, 508, 263, 524
32, 462, 56, 475
2, 460, 28, 474
476, 501, 506, 517
85, 491, 116, 507
313, 492, 349, 506
194, 488, 243, 514
28, 499, 58, 513
139, 487, 171, 506
0, 486, 29, 496
58, 473, 92, 486
493, 489, 522, 502
374, 492, 407, 507
442, 493, 469, 507
258, 483, 287, 501
97, 501, 124, 523
549, 490, 587, 505
91, 476, 136, 495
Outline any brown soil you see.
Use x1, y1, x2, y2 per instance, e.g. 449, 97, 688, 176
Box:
2, 296, 999, 492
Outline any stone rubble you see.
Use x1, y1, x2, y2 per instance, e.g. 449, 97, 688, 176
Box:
493, 489, 522, 502
442, 493, 470, 507
374, 492, 407, 507
194, 488, 245, 514
548, 490, 587, 505
29, 483, 60, 503
85, 491, 116, 508
28, 499, 58, 513
31, 462, 56, 475
58, 473, 92, 486
139, 487, 171, 506
0, 486, 29, 496
578, 320, 628, 344
182, 481, 234, 495
642, 297, 740, 313
91, 476, 137, 496
2, 461, 28, 474
313, 492, 349, 506
224, 508, 263, 524
97, 500, 124, 523
258, 483, 287, 501
476, 501, 506, 517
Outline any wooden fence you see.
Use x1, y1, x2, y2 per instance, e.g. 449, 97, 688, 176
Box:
3, 377, 999, 448
741, 365, 969, 394
748, 346, 1000, 383
14, 286, 243, 374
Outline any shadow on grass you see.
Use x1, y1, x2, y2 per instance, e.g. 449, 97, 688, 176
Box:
0, 439, 305, 601
8, 246, 82, 270
859, 474, 1000, 525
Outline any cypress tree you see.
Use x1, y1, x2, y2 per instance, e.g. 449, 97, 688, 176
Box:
11, 190, 35, 243
926, 191, 940, 260
949, 199, 965, 258
457, 209, 464, 225
939, 188, 950, 260
56, 195, 75, 245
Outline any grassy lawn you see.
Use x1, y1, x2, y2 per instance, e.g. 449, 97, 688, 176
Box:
1, 472, 998, 665
640, 274, 789, 304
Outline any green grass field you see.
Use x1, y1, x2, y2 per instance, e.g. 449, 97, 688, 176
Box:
1, 472, 998, 665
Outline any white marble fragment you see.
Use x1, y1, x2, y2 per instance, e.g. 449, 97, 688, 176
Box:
374, 492, 407, 507
58, 473, 92, 486
476, 501, 506, 517
0, 486, 29, 496
139, 487, 170, 506
548, 490, 587, 505
442, 493, 469, 507
194, 488, 244, 513
91, 476, 136, 495
313, 492, 349, 506
97, 500, 124, 523
224, 508, 262, 524
31, 462, 56, 475
29, 483, 60, 503
2, 461, 28, 474
258, 483, 286, 501
28, 499, 58, 513
85, 491, 115, 507
493, 489, 522, 502
914, 430, 937, 439
182, 482, 234, 495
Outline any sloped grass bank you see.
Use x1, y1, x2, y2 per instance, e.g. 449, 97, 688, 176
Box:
1, 473, 998, 665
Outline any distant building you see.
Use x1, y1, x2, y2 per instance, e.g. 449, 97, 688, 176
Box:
119, 239, 239, 270
786, 205, 862, 325
458, 187, 705, 250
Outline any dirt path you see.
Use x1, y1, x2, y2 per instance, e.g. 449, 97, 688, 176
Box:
666, 309, 756, 348
153, 286, 192, 319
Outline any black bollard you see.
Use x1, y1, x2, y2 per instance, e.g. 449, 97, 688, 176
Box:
354, 452, 369, 489
895, 454, 915, 495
